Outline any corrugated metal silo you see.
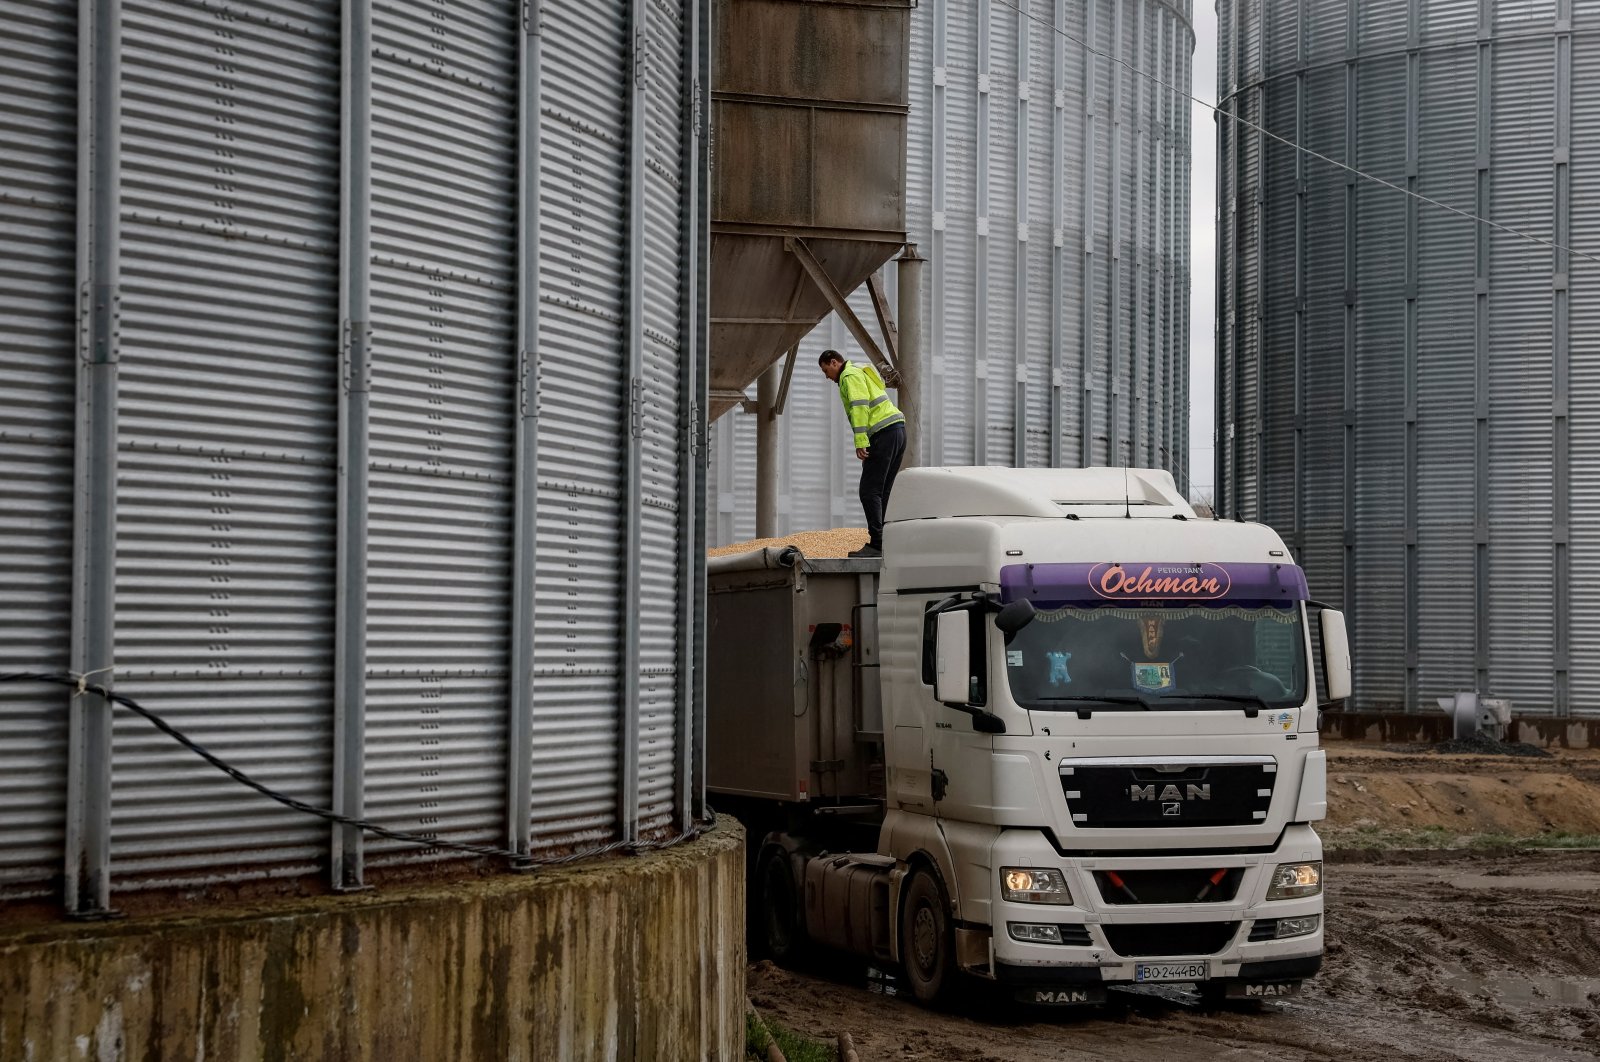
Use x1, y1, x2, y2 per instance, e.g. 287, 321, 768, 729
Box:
710, 0, 1195, 541
0, 0, 710, 912
1217, 0, 1600, 717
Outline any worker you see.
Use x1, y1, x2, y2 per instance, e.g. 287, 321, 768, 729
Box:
818, 349, 906, 558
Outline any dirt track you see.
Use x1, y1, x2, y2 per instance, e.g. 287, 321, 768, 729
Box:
749, 850, 1600, 1061
746, 745, 1600, 1059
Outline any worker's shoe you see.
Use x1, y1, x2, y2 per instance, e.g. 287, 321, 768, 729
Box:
848, 544, 882, 559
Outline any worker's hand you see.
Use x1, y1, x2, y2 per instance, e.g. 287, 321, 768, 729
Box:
856, 447, 869, 461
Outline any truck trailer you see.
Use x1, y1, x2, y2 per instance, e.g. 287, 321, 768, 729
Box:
707, 466, 1350, 1006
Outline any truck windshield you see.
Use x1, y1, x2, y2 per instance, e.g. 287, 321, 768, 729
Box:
1003, 603, 1306, 711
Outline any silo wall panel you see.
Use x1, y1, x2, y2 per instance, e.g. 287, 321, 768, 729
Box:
638, 0, 689, 829
1571, 25, 1600, 713
364, 0, 517, 858
1221, 0, 1600, 716
0, 0, 710, 899
0, 0, 76, 897
528, 0, 630, 849
110, 0, 340, 880
711, 0, 1192, 543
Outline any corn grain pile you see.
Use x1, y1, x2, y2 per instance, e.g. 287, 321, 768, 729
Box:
707, 528, 869, 559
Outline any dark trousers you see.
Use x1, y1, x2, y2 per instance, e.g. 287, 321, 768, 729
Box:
859, 422, 906, 549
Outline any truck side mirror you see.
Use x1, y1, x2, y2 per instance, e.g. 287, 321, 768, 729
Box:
1319, 608, 1351, 704
934, 610, 972, 705
995, 599, 1036, 635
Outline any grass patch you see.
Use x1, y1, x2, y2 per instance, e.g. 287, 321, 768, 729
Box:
1468, 830, 1600, 850
745, 1009, 834, 1062
1325, 824, 1600, 851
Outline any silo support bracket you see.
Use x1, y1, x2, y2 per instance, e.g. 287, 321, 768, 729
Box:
785, 237, 899, 385
865, 272, 900, 366
772, 344, 798, 420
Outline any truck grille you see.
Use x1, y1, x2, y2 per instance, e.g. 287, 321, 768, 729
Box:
1102, 921, 1240, 957
1093, 868, 1243, 905
1059, 758, 1277, 829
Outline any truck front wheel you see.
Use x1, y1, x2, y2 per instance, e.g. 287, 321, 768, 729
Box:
900, 868, 955, 1004
759, 845, 806, 964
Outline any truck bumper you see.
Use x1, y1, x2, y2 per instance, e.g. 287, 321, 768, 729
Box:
985, 824, 1325, 994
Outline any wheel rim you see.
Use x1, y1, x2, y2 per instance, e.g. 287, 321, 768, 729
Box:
912, 902, 938, 973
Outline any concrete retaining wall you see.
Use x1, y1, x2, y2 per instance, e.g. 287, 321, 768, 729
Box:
1324, 712, 1600, 749
0, 823, 744, 1062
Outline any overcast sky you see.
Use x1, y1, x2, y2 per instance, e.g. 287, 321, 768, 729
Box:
1189, 5, 1218, 497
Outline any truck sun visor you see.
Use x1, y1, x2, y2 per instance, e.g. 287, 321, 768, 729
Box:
999, 562, 1309, 606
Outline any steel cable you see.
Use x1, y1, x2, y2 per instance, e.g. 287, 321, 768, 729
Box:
0, 672, 716, 869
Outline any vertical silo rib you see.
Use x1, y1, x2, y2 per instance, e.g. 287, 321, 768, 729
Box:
1473, 0, 1491, 692
66, 0, 119, 916
1080, 0, 1095, 468
1161, 2, 1171, 472
681, 0, 711, 825
933, 0, 948, 463
1222, 0, 1235, 511
508, 0, 541, 857
1219, 0, 1234, 514
1050, 0, 1066, 466
1014, 1, 1029, 468
620, 0, 647, 842
1108, 0, 1122, 466
1341, 0, 1356, 623
1253, 40, 1265, 523
333, 0, 372, 892
1130, 0, 1144, 469
1171, 14, 1184, 479
1293, 0, 1306, 554
1404, 0, 1419, 712
976, 0, 991, 466
1158, 9, 1171, 473
1553, 0, 1572, 716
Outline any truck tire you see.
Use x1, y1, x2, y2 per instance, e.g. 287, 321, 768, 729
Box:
900, 867, 955, 1005
759, 845, 806, 964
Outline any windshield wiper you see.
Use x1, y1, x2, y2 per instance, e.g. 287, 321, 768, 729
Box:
1041, 694, 1154, 719
1174, 693, 1275, 718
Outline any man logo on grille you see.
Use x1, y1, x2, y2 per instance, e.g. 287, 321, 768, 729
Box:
1129, 783, 1211, 802
1163, 802, 1181, 816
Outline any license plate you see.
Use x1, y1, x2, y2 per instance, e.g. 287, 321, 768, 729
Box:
1134, 961, 1209, 983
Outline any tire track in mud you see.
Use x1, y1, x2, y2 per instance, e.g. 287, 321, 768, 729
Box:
747, 851, 1600, 1062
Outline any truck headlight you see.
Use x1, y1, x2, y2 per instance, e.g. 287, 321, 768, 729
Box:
1265, 861, 1322, 900
1001, 867, 1072, 904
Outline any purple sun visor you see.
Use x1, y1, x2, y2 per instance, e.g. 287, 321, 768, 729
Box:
999, 561, 1309, 606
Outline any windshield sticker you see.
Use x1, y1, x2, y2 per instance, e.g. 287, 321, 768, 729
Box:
1047, 651, 1073, 685
1140, 616, 1165, 657
1007, 649, 1025, 668
1131, 662, 1174, 691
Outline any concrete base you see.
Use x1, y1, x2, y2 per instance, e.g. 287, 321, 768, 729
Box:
0, 822, 744, 1062
1324, 712, 1600, 749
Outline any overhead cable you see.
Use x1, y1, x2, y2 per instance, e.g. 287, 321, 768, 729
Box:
989, 0, 1600, 268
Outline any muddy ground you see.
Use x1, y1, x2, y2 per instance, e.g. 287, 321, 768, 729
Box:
748, 745, 1600, 1061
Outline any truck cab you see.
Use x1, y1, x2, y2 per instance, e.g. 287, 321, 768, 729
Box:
707, 467, 1351, 1007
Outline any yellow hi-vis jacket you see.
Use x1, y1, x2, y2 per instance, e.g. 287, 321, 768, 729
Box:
837, 361, 904, 449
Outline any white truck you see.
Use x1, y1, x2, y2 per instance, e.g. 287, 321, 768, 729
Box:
707, 467, 1350, 1007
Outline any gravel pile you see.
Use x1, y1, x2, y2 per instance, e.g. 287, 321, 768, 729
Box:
707, 528, 869, 559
